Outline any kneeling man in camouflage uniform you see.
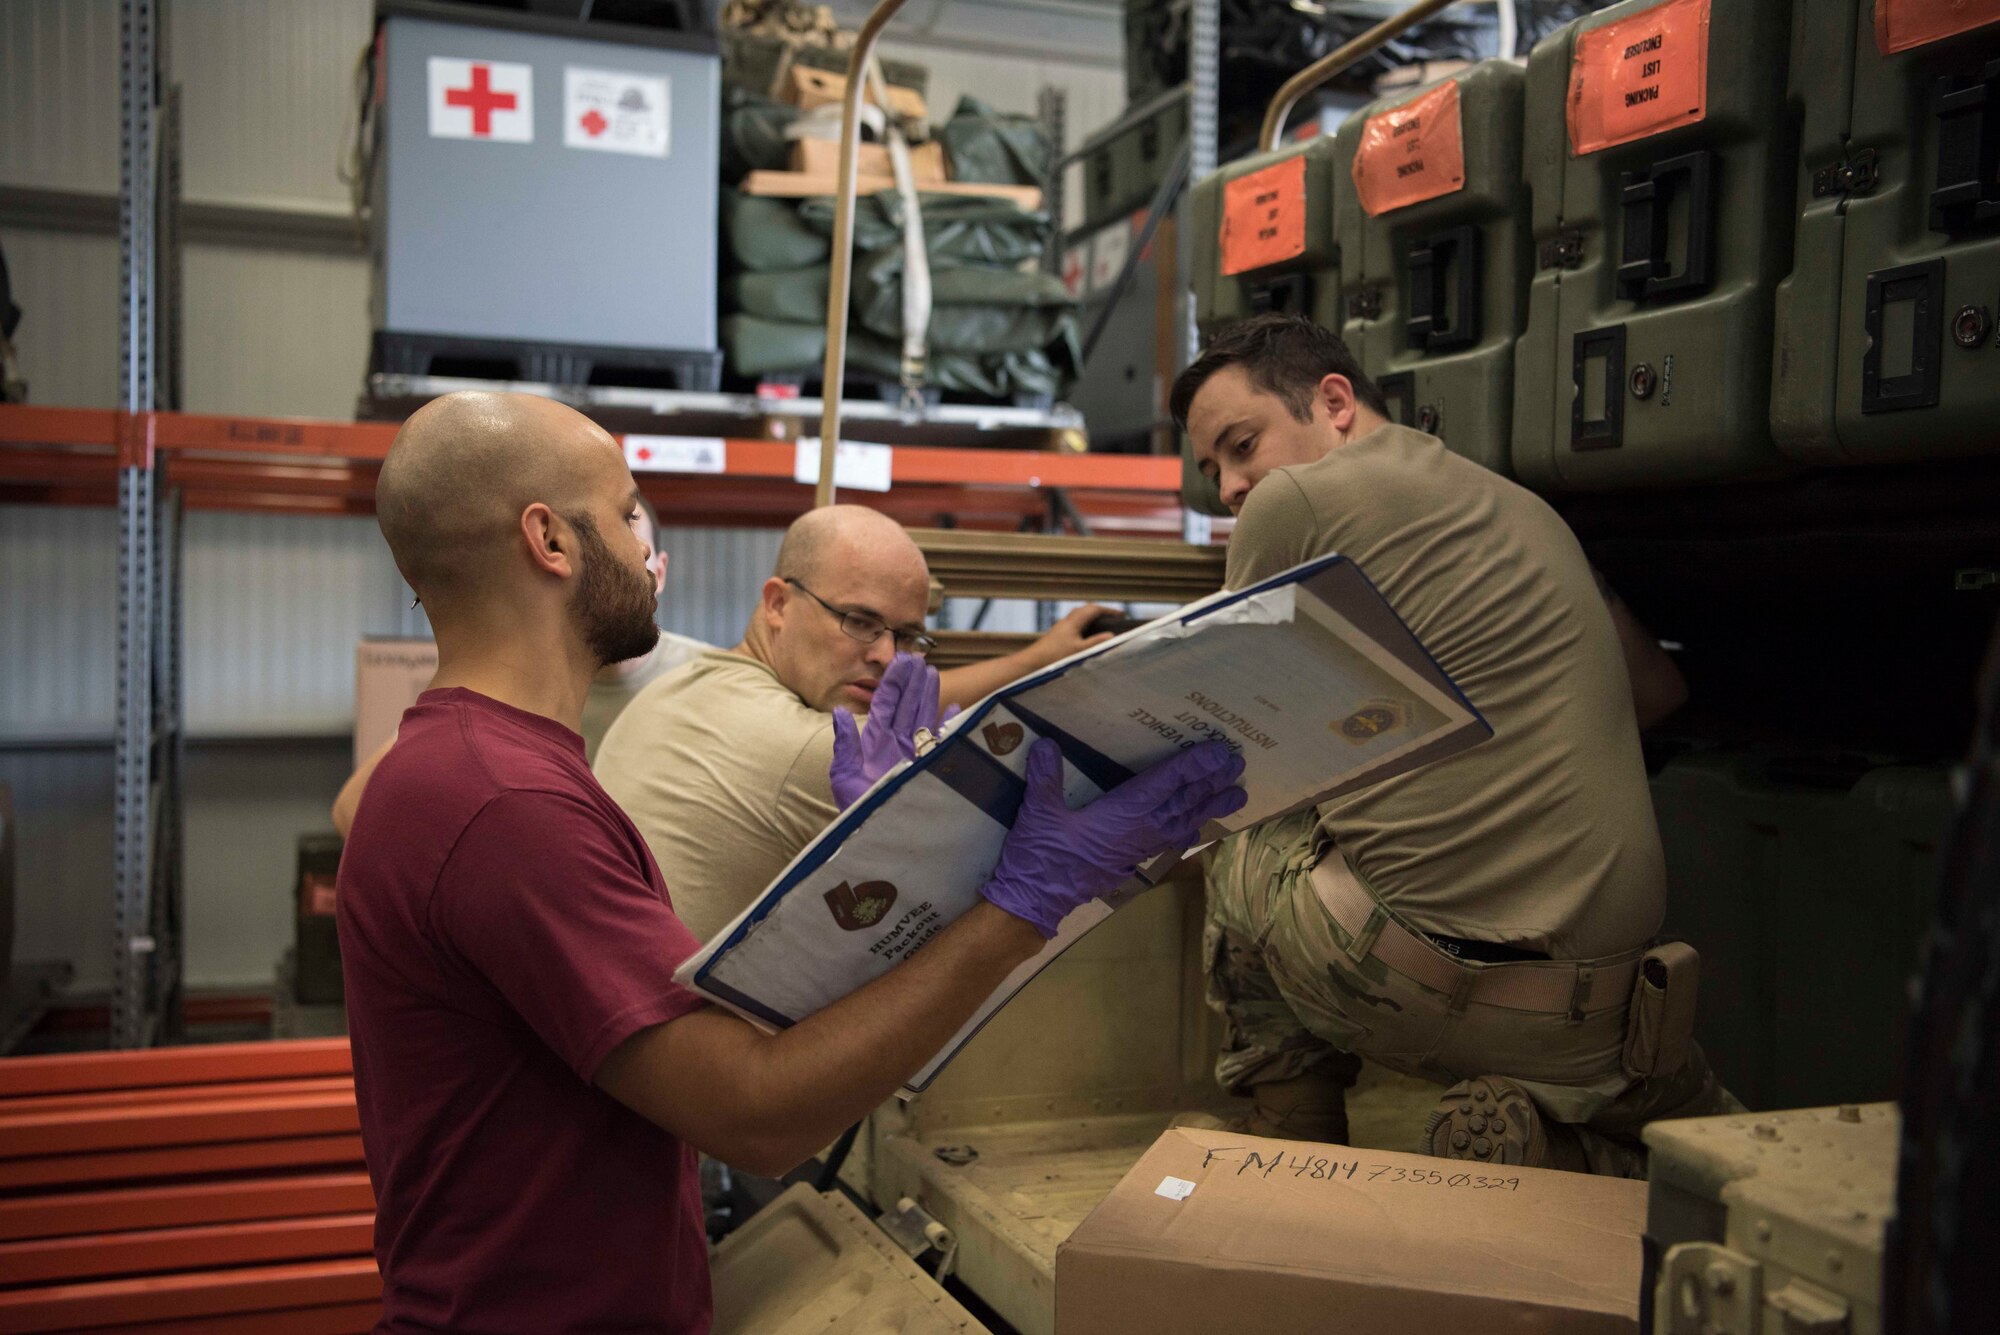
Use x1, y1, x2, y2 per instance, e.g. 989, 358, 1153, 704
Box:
1176, 314, 1738, 1176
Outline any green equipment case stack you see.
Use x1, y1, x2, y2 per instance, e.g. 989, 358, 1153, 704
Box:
1771, 0, 2000, 467
1190, 136, 1346, 338
1182, 126, 1353, 514
1512, 0, 1799, 491
1331, 60, 1531, 475
1182, 134, 1343, 515
1079, 89, 1190, 235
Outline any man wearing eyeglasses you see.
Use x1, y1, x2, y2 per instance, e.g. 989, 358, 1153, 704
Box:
594, 504, 1112, 944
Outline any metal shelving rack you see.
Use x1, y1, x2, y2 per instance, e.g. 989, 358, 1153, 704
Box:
1, 2, 1207, 1046
110, 0, 185, 1048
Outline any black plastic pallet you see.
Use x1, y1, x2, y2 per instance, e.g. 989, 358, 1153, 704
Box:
372, 330, 723, 393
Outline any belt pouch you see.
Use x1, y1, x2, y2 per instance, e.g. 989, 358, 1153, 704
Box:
1621, 941, 1700, 1081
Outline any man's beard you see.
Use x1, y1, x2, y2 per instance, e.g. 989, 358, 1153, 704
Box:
568, 513, 661, 669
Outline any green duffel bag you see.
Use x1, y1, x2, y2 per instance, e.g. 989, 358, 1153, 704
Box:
937, 95, 1052, 187
722, 265, 831, 323
721, 314, 825, 378
721, 89, 799, 183
853, 252, 1076, 354
723, 315, 1072, 400
721, 191, 830, 273
846, 334, 1069, 400
797, 192, 1048, 266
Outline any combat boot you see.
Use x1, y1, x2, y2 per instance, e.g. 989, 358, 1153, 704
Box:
1242, 1069, 1352, 1144
1423, 1076, 1645, 1178
1172, 1069, 1354, 1144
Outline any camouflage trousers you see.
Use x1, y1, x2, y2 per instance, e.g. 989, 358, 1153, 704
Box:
1202, 811, 1739, 1134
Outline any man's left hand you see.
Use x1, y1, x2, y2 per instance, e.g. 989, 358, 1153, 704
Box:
830, 653, 958, 807
1027, 604, 1120, 669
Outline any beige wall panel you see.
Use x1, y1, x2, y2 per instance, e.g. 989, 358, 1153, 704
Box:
181, 242, 370, 418
171, 0, 373, 208
0, 226, 119, 408
0, 0, 120, 193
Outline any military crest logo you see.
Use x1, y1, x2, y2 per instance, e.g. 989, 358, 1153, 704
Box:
824, 879, 898, 931
1335, 698, 1409, 745
981, 721, 1024, 756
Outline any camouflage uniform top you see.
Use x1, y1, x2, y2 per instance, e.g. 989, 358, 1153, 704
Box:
1225, 424, 1664, 958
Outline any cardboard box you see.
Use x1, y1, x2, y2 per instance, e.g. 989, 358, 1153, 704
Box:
790, 135, 945, 182
354, 637, 436, 767
781, 65, 927, 122
1057, 1128, 1645, 1335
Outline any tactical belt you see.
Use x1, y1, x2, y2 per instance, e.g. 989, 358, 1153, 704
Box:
1307, 852, 1644, 1018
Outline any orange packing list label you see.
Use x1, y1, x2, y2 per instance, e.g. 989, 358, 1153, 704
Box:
1220, 155, 1309, 277
1350, 80, 1466, 217
1567, 0, 1710, 156
1876, 0, 2000, 54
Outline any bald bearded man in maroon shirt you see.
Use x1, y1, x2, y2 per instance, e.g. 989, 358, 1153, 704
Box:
337, 390, 1245, 1333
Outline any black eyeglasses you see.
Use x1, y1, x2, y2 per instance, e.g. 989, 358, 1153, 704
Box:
786, 579, 938, 657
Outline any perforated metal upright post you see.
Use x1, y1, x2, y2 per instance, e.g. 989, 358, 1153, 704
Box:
1180, 0, 1220, 545
113, 0, 160, 1048
1038, 86, 1066, 277
154, 37, 186, 1040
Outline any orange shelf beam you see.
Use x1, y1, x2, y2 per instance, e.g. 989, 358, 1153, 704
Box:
0, 1094, 361, 1160
0, 1255, 382, 1330
0, 405, 1180, 487
0, 1135, 368, 1193
0, 1212, 376, 1287
0, 1038, 353, 1100
0, 1173, 375, 1245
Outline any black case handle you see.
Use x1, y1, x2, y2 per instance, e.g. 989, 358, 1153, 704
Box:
1248, 272, 1312, 317
1930, 59, 2000, 233
1617, 150, 1716, 301
1405, 224, 1481, 353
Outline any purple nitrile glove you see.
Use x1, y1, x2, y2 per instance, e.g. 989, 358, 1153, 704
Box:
829, 652, 959, 808
981, 739, 1248, 938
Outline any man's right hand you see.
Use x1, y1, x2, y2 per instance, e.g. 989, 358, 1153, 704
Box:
980, 739, 1248, 938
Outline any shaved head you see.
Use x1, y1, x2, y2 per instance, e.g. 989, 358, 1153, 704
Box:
774, 504, 926, 587
378, 391, 616, 607
376, 390, 660, 669
755, 505, 933, 712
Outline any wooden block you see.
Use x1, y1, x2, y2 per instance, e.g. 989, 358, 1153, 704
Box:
742, 170, 1040, 211
782, 65, 928, 122
790, 137, 946, 183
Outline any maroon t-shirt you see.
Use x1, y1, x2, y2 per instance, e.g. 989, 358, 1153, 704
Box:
336, 687, 712, 1333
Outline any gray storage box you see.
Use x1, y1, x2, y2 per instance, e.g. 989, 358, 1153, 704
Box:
372, 3, 720, 359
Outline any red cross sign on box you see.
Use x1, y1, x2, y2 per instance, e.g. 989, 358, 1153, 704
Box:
428, 57, 534, 143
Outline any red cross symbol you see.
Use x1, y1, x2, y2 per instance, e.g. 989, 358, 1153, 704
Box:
635, 445, 654, 462
580, 109, 608, 137
445, 64, 516, 137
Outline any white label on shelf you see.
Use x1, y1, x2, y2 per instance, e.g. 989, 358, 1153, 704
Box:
625, 435, 725, 474
1155, 1176, 1198, 1201
564, 66, 670, 158
428, 58, 534, 143
794, 438, 893, 493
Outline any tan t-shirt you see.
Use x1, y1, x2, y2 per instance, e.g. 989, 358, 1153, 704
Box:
593, 649, 839, 943
1224, 424, 1665, 958
579, 631, 710, 763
